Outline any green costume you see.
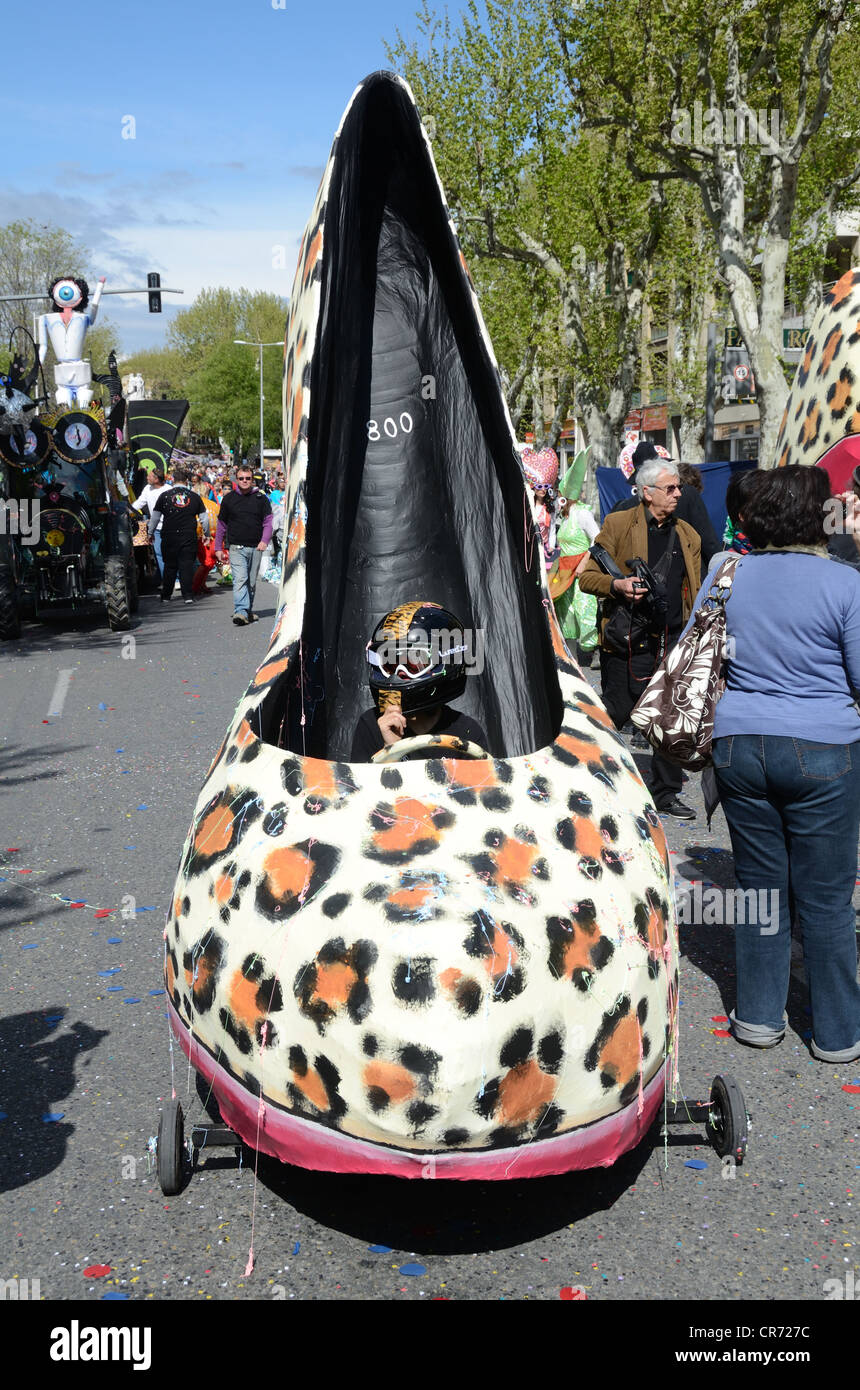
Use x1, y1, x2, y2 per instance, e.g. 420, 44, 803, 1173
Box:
554, 449, 598, 652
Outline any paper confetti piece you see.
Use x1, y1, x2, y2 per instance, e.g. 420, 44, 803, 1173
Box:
98, 968, 122, 976
711, 1015, 729, 1023
712, 1029, 731, 1038
5, 848, 20, 853
44, 1014, 62, 1024
107, 937, 122, 944
42, 1112, 65, 1122
292, 1241, 300, 1255
148, 989, 165, 997
842, 1085, 860, 1095
107, 987, 124, 993
685, 1159, 708, 1170
83, 1265, 111, 1278
69, 902, 85, 909
124, 997, 141, 1004
101, 1292, 129, 1300
560, 1286, 588, 1300
21, 943, 39, 950
368, 1244, 392, 1254
94, 909, 113, 919
399, 1263, 426, 1276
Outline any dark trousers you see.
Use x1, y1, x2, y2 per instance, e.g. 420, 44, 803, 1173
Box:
713, 734, 860, 1056
161, 535, 197, 600
599, 636, 683, 805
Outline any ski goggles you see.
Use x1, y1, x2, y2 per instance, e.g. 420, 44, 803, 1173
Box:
366, 639, 468, 681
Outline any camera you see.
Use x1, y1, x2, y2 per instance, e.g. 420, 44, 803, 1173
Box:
625, 556, 668, 626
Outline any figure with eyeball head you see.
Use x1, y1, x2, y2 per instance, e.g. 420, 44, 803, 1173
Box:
37, 274, 106, 409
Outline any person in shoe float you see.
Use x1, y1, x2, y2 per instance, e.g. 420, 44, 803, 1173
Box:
351, 602, 486, 761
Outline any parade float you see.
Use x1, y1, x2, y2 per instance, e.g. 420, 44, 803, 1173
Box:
156, 71, 747, 1192
0, 280, 187, 635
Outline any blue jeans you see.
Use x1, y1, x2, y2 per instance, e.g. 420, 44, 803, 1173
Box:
712, 734, 860, 1059
230, 545, 262, 616
152, 529, 164, 576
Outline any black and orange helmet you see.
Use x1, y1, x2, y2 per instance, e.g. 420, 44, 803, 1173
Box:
366, 601, 469, 715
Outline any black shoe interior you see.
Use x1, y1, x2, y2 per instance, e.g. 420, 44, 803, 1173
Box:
264, 73, 563, 762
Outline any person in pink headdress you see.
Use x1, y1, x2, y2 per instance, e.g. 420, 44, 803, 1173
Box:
521, 445, 560, 567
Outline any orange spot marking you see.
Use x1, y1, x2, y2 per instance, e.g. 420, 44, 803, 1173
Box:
559, 925, 598, 979
495, 836, 537, 883
373, 799, 445, 853
389, 884, 432, 910
173, 895, 183, 920
303, 227, 322, 287
441, 758, 495, 789
570, 814, 603, 860
556, 732, 601, 764
800, 404, 821, 447
851, 409, 860, 433
648, 816, 668, 866
253, 656, 290, 688
821, 328, 843, 373
195, 804, 234, 854
483, 925, 519, 978
363, 1061, 416, 1104
498, 1059, 556, 1126
579, 701, 613, 729
777, 444, 790, 469
165, 953, 176, 998
829, 270, 857, 308
644, 902, 666, 955
313, 960, 357, 1009
190, 954, 214, 999
287, 510, 305, 563
302, 757, 335, 800
599, 1013, 640, 1088
440, 966, 462, 994
235, 718, 255, 749
801, 338, 815, 376
830, 375, 852, 414
229, 969, 262, 1031
262, 845, 312, 901
214, 874, 234, 906
293, 1066, 329, 1111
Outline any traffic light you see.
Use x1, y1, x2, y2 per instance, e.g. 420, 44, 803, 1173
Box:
147, 272, 162, 313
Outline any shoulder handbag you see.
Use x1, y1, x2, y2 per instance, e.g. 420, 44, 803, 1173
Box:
630, 555, 741, 770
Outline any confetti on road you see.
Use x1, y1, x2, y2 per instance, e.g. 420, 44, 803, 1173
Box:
21, 943, 39, 950
83, 1265, 111, 1278
124, 997, 141, 1004
560, 1286, 587, 1300
107, 937, 122, 944
42, 1113, 65, 1122
711, 1015, 729, 1023
399, 1263, 426, 1276
98, 968, 122, 976
685, 1160, 708, 1170
101, 1292, 129, 1300
842, 1084, 860, 1094
368, 1244, 392, 1254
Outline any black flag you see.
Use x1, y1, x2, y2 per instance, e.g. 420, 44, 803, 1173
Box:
126, 399, 189, 476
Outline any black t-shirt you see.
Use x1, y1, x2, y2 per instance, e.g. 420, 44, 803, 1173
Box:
646, 514, 685, 632
153, 486, 204, 542
350, 705, 488, 762
218, 489, 272, 547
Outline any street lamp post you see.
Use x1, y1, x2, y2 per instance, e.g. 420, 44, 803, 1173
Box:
234, 339, 282, 469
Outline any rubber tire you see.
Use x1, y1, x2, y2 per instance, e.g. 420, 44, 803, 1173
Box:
105, 555, 131, 631
708, 1073, 748, 1165
0, 565, 20, 640
157, 1098, 185, 1195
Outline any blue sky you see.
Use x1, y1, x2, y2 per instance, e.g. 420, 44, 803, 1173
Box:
0, 0, 437, 352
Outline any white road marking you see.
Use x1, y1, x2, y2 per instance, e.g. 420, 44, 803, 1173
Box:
47, 669, 75, 717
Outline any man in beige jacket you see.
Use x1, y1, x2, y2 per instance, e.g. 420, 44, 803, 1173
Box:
578, 459, 702, 818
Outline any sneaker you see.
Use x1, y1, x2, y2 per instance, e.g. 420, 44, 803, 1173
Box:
184, 598, 194, 605
233, 612, 248, 626
655, 795, 696, 820
247, 612, 260, 623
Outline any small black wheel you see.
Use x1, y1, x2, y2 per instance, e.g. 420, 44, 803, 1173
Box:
707, 1073, 748, 1165
157, 1098, 185, 1195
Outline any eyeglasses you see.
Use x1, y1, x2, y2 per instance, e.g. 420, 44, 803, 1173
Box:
650, 483, 682, 494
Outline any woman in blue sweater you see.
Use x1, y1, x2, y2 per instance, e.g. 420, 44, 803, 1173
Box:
691, 465, 860, 1063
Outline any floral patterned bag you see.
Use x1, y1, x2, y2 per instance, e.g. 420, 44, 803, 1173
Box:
630, 555, 741, 770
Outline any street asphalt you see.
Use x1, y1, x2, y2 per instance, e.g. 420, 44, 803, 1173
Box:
0, 582, 857, 1305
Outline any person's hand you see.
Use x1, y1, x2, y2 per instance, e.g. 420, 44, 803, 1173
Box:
256, 540, 267, 552
217, 550, 228, 564
378, 707, 407, 746
612, 576, 647, 602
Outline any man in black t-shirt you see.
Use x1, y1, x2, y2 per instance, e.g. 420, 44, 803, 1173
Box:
215, 466, 273, 625
149, 465, 206, 604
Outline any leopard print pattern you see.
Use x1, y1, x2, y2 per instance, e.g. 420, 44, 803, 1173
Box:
164, 73, 678, 1159
775, 268, 860, 469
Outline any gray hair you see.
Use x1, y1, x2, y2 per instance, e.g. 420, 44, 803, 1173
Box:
635, 459, 679, 499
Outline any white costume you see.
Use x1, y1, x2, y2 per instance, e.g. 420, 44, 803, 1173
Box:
38, 278, 105, 409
